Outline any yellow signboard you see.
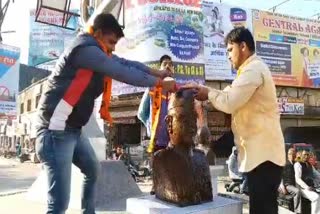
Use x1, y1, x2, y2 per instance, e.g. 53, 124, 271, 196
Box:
253, 10, 320, 88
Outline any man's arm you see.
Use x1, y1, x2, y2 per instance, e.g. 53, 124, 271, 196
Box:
112, 54, 151, 75
72, 46, 158, 87
112, 55, 173, 78
208, 69, 263, 114
112, 55, 172, 78
294, 162, 310, 189
137, 88, 151, 127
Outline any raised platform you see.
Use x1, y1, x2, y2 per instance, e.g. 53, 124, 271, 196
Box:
279, 206, 295, 214
27, 160, 142, 211
210, 165, 224, 197
126, 165, 242, 214
126, 195, 242, 214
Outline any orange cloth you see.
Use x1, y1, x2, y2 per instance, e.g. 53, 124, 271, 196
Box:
147, 86, 164, 153
87, 26, 113, 124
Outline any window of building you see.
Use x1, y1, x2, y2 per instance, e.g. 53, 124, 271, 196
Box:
20, 103, 24, 114
35, 95, 41, 108
27, 99, 32, 112
117, 124, 141, 145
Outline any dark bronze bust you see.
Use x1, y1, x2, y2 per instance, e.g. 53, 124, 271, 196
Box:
153, 89, 213, 206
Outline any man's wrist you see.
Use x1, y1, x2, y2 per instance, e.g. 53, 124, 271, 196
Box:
150, 68, 160, 77
208, 88, 218, 101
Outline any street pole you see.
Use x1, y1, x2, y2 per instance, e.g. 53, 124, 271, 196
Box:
0, 0, 11, 42
269, 0, 291, 13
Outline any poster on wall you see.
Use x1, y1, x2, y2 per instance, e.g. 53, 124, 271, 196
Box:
0, 44, 20, 119
278, 97, 304, 115
201, 1, 252, 80
252, 9, 320, 88
112, 0, 205, 95
28, 9, 79, 70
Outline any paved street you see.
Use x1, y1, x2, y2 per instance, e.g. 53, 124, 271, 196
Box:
0, 157, 41, 195
0, 157, 251, 214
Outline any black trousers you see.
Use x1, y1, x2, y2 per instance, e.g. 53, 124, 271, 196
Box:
247, 161, 283, 214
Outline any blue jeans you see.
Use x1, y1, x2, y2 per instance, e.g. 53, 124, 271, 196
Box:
35, 128, 100, 214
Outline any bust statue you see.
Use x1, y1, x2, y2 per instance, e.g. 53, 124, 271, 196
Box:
153, 89, 213, 206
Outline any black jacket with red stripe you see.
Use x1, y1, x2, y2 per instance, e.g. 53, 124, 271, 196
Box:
36, 33, 157, 132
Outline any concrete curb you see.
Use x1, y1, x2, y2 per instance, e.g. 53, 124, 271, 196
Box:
0, 189, 28, 197
218, 193, 249, 203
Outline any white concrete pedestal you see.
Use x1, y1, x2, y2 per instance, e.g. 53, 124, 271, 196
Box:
126, 195, 242, 214
126, 165, 242, 214
210, 165, 225, 197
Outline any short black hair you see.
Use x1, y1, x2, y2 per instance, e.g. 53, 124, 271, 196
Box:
160, 55, 172, 64
93, 13, 124, 38
300, 47, 309, 55
224, 27, 255, 52
313, 49, 319, 56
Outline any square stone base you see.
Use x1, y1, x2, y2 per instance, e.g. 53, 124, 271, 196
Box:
126, 195, 242, 214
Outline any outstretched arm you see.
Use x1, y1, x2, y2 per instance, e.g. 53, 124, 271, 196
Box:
72, 46, 159, 87
181, 69, 263, 114
207, 70, 263, 114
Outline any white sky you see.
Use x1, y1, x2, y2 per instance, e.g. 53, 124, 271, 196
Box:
1, 0, 80, 64
215, 0, 320, 19
0, 0, 319, 64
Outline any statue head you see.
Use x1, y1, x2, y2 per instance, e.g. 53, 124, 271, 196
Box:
165, 89, 197, 147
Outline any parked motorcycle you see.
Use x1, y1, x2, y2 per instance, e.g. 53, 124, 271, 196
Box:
127, 163, 151, 182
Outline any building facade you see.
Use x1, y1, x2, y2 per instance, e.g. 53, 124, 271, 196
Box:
0, 77, 48, 160
2, 76, 319, 162
108, 81, 320, 159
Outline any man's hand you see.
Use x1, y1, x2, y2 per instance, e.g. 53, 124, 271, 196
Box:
159, 68, 173, 79
181, 83, 209, 101
150, 68, 173, 79
278, 186, 288, 195
308, 186, 316, 192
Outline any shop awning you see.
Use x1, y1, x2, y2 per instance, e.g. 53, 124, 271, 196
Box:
110, 110, 138, 124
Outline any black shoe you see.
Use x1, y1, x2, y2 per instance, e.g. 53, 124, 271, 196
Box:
239, 190, 249, 195
150, 186, 155, 195
233, 186, 240, 194
233, 189, 240, 194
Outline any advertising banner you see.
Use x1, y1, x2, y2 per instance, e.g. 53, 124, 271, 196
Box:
253, 10, 320, 88
28, 9, 79, 70
0, 44, 20, 119
278, 97, 304, 115
112, 0, 205, 95
201, 1, 252, 80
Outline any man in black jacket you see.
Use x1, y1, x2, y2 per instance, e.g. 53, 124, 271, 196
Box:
279, 148, 301, 213
35, 14, 176, 214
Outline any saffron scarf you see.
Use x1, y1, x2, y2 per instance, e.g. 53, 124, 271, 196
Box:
87, 26, 113, 124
